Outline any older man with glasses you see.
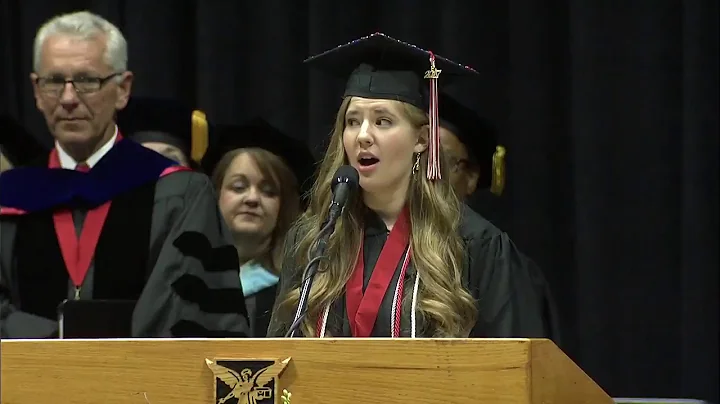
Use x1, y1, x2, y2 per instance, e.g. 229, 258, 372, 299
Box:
0, 11, 249, 339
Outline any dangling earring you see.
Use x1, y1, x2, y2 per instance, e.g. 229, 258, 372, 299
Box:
412, 152, 421, 174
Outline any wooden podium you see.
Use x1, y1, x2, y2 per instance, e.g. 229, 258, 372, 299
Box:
1, 338, 612, 403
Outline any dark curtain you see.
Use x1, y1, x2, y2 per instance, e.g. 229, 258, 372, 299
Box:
1, 0, 717, 401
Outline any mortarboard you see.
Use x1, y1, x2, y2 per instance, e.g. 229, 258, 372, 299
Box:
304, 32, 479, 181
438, 92, 506, 196
0, 115, 48, 167
201, 118, 316, 197
116, 97, 209, 164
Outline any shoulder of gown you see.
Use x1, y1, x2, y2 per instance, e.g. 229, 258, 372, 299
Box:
133, 170, 250, 337
154, 169, 214, 198
459, 204, 549, 338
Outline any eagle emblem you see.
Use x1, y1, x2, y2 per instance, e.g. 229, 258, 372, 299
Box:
205, 357, 291, 404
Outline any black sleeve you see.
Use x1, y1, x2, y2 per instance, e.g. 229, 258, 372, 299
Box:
524, 255, 564, 345
0, 220, 58, 338
466, 232, 549, 338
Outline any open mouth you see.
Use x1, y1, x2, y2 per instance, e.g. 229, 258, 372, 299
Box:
358, 157, 379, 167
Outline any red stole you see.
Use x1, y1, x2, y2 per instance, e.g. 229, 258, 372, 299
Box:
51, 135, 121, 298
345, 207, 412, 337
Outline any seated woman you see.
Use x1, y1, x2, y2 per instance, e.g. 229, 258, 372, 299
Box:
201, 118, 315, 337
267, 33, 548, 338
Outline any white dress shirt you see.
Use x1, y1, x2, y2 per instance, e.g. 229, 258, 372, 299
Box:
56, 125, 118, 170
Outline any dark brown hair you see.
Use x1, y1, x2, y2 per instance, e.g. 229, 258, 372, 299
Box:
211, 147, 301, 273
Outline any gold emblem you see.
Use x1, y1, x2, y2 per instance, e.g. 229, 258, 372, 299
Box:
424, 56, 442, 80
205, 357, 291, 404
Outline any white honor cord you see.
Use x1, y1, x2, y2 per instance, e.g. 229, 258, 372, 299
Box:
410, 272, 419, 338
318, 270, 420, 338
390, 249, 411, 338
319, 304, 329, 338
289, 274, 312, 337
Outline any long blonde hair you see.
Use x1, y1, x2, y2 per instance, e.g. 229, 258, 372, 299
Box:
273, 97, 478, 337
211, 147, 301, 274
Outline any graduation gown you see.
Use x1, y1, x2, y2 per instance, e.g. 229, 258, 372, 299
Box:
267, 205, 548, 338
240, 262, 279, 337
244, 284, 278, 337
467, 192, 563, 345
0, 138, 249, 338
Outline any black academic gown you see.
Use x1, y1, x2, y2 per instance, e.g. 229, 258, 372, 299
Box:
468, 192, 563, 345
0, 139, 249, 338
267, 206, 548, 338
245, 284, 277, 337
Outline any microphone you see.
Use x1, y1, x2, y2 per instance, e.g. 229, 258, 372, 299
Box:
285, 165, 359, 337
327, 165, 360, 224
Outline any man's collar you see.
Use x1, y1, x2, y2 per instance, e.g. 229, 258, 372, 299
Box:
56, 125, 119, 169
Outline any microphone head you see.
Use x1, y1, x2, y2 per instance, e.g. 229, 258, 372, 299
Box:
331, 165, 360, 194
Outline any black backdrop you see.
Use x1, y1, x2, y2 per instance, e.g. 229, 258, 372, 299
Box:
1, 0, 718, 401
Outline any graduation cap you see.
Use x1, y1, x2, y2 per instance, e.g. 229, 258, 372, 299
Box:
116, 97, 209, 164
201, 118, 316, 197
438, 92, 506, 196
304, 32, 479, 181
0, 115, 48, 168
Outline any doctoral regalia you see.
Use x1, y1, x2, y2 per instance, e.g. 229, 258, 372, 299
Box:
267, 205, 548, 338
0, 137, 249, 338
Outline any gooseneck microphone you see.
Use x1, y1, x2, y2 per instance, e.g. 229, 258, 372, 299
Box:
327, 165, 360, 223
285, 165, 359, 337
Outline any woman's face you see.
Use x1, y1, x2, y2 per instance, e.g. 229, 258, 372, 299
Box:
218, 152, 280, 240
342, 97, 426, 195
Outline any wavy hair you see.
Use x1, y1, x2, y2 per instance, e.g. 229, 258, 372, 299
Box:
273, 97, 478, 337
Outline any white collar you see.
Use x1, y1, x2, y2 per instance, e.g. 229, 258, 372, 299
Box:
56, 125, 118, 170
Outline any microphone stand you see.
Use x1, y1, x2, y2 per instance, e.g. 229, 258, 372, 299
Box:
285, 204, 343, 338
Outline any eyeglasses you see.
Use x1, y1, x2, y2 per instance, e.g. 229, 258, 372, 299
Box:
35, 73, 121, 97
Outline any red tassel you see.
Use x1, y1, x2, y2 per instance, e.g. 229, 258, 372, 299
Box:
424, 52, 442, 180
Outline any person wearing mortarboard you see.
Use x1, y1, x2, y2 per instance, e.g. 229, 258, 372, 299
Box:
267, 33, 547, 339
437, 91, 505, 202
438, 92, 563, 344
201, 118, 315, 337
116, 96, 209, 169
0, 11, 249, 339
0, 115, 48, 173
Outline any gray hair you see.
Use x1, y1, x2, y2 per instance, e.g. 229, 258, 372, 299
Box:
33, 11, 128, 75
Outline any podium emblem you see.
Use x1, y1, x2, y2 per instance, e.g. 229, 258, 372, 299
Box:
205, 357, 291, 404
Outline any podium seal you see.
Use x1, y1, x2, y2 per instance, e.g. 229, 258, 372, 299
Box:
205, 357, 291, 404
